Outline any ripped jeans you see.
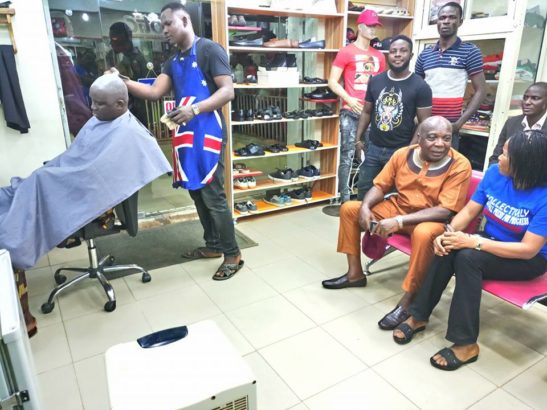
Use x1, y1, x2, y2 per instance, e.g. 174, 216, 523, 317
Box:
338, 110, 360, 203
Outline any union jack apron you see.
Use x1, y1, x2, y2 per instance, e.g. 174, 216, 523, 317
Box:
171, 37, 223, 190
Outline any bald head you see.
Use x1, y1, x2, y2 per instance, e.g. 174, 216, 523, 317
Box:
417, 116, 453, 162
89, 74, 128, 121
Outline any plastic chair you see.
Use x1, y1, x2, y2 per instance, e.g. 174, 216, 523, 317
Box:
41, 191, 150, 314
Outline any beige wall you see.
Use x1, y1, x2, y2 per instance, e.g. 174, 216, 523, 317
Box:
0, 0, 66, 185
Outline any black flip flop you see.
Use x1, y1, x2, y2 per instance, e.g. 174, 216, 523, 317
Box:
430, 347, 479, 371
182, 247, 222, 260
212, 260, 244, 281
392, 323, 425, 345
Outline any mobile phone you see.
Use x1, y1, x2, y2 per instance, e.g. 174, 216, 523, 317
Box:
369, 220, 378, 234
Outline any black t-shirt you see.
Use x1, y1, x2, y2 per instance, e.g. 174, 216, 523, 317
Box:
365, 71, 432, 148
162, 37, 231, 137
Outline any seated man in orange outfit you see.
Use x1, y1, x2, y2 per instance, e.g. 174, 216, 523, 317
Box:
322, 116, 472, 330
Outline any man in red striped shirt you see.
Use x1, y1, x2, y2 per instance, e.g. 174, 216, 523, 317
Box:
415, 2, 486, 149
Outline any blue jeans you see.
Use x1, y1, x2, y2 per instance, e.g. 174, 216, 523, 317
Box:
188, 144, 240, 257
356, 140, 398, 200
338, 110, 360, 202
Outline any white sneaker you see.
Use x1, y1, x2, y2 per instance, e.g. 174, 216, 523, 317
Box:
234, 178, 248, 189
247, 176, 257, 188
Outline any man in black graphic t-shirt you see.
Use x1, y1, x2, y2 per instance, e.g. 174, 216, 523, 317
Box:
355, 35, 432, 200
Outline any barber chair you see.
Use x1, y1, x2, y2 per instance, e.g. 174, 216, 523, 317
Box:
41, 192, 150, 314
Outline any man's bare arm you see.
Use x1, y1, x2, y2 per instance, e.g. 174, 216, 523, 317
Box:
123, 73, 172, 101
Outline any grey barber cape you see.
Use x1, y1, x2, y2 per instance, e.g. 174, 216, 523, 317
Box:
0, 111, 172, 269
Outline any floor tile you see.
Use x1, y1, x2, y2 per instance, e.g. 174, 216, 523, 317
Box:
29, 322, 72, 373
64, 303, 152, 362
57, 277, 135, 321
259, 327, 365, 400
74, 354, 110, 410
244, 352, 300, 410
503, 357, 547, 409
374, 337, 496, 410
198, 267, 278, 312
295, 248, 347, 277
289, 404, 309, 410
208, 314, 255, 356
26, 266, 54, 298
123, 263, 194, 300
468, 389, 531, 410
227, 296, 315, 349
37, 364, 83, 410
322, 304, 444, 367
47, 245, 89, 266
138, 284, 221, 332
304, 369, 418, 409
471, 324, 543, 386
253, 255, 328, 293
284, 283, 368, 324
239, 238, 289, 270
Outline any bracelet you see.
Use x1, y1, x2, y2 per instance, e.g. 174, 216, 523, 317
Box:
395, 215, 404, 229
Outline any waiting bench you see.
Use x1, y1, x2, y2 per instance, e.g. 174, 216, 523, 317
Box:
363, 170, 547, 309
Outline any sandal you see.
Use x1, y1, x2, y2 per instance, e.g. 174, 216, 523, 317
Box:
392, 323, 425, 345
430, 347, 479, 371
213, 260, 245, 281
182, 247, 223, 260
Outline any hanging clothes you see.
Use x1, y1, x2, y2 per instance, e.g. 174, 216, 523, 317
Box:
0, 44, 30, 133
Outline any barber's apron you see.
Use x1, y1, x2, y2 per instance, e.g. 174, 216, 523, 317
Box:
171, 37, 223, 190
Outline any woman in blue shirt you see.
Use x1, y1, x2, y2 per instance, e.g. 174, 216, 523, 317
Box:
391, 130, 547, 370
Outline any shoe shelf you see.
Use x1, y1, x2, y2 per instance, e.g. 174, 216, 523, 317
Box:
227, 7, 344, 19
233, 171, 263, 179
229, 46, 340, 53
234, 83, 329, 89
234, 191, 333, 218
228, 26, 262, 31
232, 114, 338, 125
347, 11, 413, 20
460, 127, 490, 137
300, 97, 339, 103
233, 173, 336, 194
233, 143, 337, 160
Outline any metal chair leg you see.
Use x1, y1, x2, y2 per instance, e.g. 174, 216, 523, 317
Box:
364, 246, 397, 275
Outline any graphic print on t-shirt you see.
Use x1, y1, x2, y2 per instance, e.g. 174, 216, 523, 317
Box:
484, 194, 530, 234
374, 87, 403, 131
353, 54, 381, 91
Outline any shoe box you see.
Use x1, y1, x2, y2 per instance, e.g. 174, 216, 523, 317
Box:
257, 70, 300, 86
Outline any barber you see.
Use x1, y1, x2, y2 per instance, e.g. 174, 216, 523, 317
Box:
111, 2, 243, 281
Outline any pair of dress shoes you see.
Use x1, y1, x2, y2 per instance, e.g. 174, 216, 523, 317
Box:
261, 53, 297, 71
298, 39, 326, 49
230, 37, 264, 47
262, 39, 326, 49
303, 88, 337, 100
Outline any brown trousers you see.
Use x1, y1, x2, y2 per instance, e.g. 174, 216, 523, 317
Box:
337, 201, 445, 293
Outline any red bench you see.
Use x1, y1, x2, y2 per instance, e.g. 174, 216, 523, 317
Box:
363, 170, 547, 309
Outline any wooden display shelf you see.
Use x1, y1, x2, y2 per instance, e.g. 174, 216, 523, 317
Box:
233, 190, 334, 218
0, 8, 16, 53
232, 114, 338, 126
234, 83, 328, 89
460, 127, 490, 137
229, 46, 339, 53
232, 170, 263, 179
228, 26, 262, 31
227, 6, 344, 19
347, 10, 413, 20
300, 97, 338, 103
233, 173, 336, 194
233, 143, 337, 160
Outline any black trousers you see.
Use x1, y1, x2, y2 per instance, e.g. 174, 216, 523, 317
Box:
409, 247, 546, 345
188, 147, 240, 257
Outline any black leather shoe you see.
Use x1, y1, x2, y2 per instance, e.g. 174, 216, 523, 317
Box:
322, 273, 367, 289
298, 39, 326, 49
378, 306, 410, 330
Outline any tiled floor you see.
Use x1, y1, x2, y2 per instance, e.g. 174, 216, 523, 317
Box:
27, 205, 547, 409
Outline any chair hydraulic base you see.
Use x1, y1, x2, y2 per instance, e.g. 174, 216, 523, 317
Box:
41, 238, 151, 314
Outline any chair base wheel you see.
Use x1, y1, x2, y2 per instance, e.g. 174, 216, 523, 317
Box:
142, 272, 151, 283
104, 301, 116, 312
54, 274, 67, 285
41, 302, 55, 314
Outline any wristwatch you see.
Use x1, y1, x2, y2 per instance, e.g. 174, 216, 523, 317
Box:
191, 103, 200, 116
474, 235, 482, 251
